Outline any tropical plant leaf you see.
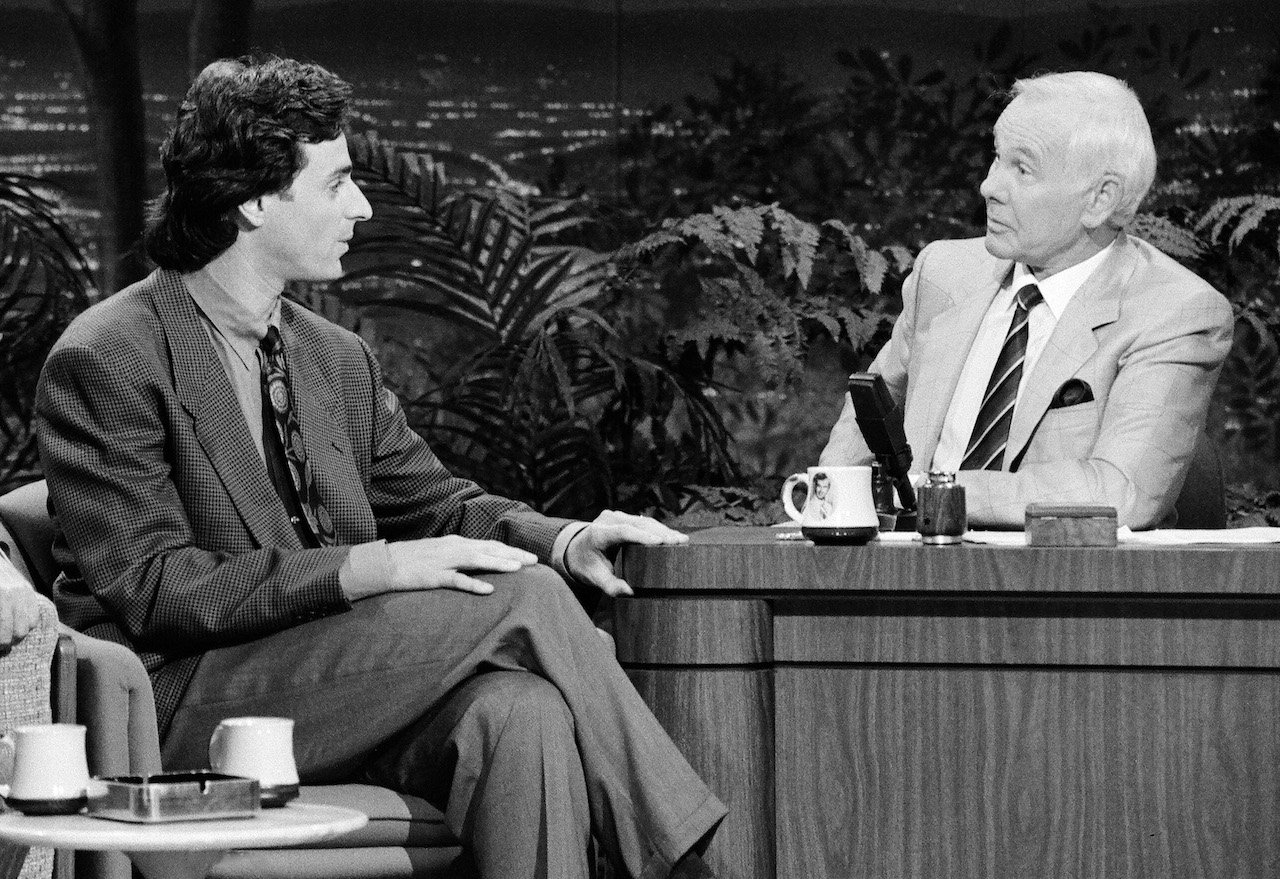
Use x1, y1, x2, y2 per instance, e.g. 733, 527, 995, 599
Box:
0, 173, 94, 490
1197, 195, 1280, 251
329, 135, 737, 518
713, 204, 765, 262
1128, 213, 1206, 261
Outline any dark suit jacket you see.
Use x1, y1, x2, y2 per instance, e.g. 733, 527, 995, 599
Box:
820, 233, 1234, 529
36, 270, 573, 733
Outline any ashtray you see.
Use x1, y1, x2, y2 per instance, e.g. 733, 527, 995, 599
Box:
87, 771, 260, 823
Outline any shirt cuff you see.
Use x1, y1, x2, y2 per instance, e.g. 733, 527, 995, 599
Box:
338, 539, 393, 596
550, 521, 591, 584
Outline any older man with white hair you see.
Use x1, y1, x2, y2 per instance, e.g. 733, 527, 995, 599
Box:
820, 70, 1234, 529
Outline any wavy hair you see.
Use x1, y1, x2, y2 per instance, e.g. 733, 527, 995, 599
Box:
144, 56, 353, 272
1010, 72, 1157, 226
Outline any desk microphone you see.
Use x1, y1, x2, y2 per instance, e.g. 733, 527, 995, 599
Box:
846, 372, 917, 515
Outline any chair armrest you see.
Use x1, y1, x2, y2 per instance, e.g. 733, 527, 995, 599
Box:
0, 608, 57, 732
58, 626, 161, 777
51, 634, 75, 724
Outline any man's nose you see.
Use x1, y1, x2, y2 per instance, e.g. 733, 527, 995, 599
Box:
348, 183, 373, 221
979, 167, 1000, 201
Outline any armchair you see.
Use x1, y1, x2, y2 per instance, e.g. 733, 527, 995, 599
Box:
0, 482, 464, 879
0, 513, 59, 879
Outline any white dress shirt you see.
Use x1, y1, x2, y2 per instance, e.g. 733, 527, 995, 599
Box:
930, 242, 1116, 473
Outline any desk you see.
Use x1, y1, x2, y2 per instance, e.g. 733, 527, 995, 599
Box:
615, 526, 1280, 879
0, 803, 366, 879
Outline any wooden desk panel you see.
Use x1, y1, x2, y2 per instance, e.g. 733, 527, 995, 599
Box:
628, 667, 775, 879
776, 668, 1280, 879
775, 610, 1280, 667
617, 528, 1280, 879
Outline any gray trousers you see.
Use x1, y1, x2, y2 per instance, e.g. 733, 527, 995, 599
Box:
161, 565, 725, 879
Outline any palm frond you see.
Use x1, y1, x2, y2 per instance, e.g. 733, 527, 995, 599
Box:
329, 137, 737, 518
0, 173, 94, 491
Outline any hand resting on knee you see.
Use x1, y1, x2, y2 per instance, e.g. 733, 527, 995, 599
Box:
342, 535, 538, 600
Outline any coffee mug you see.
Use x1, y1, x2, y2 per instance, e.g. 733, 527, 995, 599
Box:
209, 716, 300, 808
781, 465, 879, 544
0, 723, 91, 814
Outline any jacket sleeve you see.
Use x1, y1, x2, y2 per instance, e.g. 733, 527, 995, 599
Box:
355, 337, 575, 561
36, 339, 352, 653
819, 243, 930, 466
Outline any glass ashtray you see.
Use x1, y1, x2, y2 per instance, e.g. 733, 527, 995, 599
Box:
87, 771, 260, 823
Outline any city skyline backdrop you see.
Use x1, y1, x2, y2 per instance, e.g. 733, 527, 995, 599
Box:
0, 0, 1273, 258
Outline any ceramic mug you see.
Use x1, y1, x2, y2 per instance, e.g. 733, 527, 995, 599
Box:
781, 465, 879, 544
209, 716, 300, 808
0, 723, 91, 814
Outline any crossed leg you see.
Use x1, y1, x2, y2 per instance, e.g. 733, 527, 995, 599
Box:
161, 565, 725, 879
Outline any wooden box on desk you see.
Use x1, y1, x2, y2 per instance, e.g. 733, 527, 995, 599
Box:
1025, 504, 1118, 546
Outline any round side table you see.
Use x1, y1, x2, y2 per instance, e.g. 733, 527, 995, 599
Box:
0, 802, 366, 879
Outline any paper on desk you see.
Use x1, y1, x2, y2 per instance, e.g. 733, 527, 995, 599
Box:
962, 531, 1027, 546
1118, 526, 1280, 545
876, 531, 920, 543
961, 526, 1280, 547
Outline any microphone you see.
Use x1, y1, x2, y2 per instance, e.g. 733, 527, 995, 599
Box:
846, 372, 917, 514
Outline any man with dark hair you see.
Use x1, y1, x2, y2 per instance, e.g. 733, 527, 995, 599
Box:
37, 56, 725, 879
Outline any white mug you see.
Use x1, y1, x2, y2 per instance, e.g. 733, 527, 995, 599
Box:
209, 716, 299, 807
781, 465, 879, 543
0, 723, 91, 813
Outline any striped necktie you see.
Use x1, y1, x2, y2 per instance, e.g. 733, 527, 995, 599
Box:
960, 283, 1043, 472
260, 326, 337, 546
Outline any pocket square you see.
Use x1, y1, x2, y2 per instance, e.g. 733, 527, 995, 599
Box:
1049, 378, 1094, 409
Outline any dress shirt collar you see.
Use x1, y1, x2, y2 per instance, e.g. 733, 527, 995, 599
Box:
182, 265, 281, 369
1009, 240, 1116, 319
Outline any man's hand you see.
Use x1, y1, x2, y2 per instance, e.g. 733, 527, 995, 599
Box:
564, 510, 689, 597
0, 557, 52, 648
348, 535, 538, 600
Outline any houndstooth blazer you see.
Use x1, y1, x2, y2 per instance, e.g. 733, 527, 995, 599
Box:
820, 232, 1234, 529
35, 270, 574, 734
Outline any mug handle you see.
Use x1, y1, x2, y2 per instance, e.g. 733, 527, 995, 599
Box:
0, 730, 12, 797
208, 725, 226, 773
781, 473, 809, 523
0, 726, 11, 798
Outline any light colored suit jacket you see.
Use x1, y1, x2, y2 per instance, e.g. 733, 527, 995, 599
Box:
36, 270, 574, 733
820, 233, 1234, 529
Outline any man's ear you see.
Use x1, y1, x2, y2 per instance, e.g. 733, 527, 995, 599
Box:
1081, 173, 1123, 230
236, 196, 267, 229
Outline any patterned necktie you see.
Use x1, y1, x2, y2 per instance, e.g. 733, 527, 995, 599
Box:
960, 283, 1044, 472
259, 326, 337, 546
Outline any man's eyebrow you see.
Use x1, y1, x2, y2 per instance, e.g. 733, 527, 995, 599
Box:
1007, 144, 1040, 164
327, 163, 354, 180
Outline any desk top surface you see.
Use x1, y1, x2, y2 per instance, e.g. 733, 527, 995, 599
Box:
0, 802, 367, 851
621, 526, 1280, 596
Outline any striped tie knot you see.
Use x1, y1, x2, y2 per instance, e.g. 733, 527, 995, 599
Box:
1016, 283, 1043, 313
261, 324, 283, 358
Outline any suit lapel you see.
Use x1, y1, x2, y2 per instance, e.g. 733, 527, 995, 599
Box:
149, 272, 299, 549
907, 258, 1011, 469
1005, 235, 1131, 466
278, 306, 350, 530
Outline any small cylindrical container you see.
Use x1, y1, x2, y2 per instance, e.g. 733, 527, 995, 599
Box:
870, 461, 897, 532
918, 470, 966, 545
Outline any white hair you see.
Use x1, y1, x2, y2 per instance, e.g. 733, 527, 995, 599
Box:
1010, 71, 1157, 225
